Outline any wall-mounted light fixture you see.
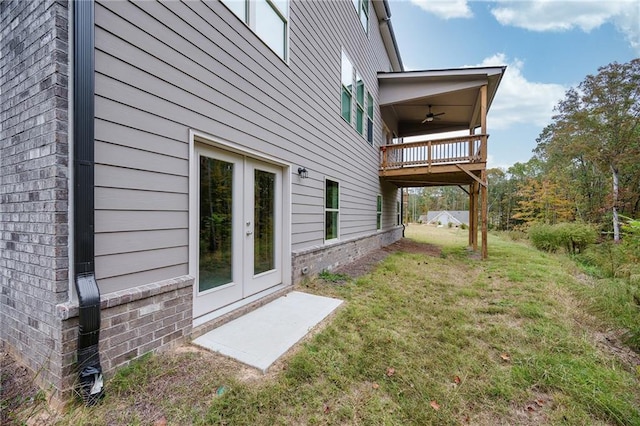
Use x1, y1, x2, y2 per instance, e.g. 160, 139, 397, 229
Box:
297, 167, 308, 179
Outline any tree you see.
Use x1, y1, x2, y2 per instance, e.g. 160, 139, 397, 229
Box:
537, 59, 640, 241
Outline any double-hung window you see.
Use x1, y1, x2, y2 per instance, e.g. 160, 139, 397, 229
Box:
376, 195, 382, 230
356, 73, 365, 135
352, 0, 369, 33
397, 200, 401, 225
222, 0, 289, 61
325, 179, 340, 241
367, 92, 374, 144
341, 51, 354, 123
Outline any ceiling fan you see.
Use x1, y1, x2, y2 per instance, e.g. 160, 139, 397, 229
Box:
421, 105, 445, 123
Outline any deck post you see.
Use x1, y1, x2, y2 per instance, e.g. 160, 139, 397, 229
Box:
480, 84, 488, 258
468, 183, 474, 246
471, 182, 479, 250
481, 170, 488, 259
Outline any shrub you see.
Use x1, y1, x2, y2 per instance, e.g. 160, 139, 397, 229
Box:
577, 241, 628, 279
528, 222, 597, 254
460, 223, 468, 230
555, 222, 597, 255
528, 223, 561, 252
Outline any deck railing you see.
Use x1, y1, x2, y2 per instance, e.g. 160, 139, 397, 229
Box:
380, 134, 487, 171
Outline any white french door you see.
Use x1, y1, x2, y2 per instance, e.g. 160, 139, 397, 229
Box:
193, 144, 283, 318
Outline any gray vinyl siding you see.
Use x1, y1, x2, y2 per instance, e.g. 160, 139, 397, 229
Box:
94, 0, 396, 294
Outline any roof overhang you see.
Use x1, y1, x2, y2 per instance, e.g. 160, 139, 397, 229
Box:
378, 66, 506, 137
372, 0, 403, 71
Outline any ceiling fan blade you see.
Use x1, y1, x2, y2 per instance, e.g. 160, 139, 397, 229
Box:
433, 112, 445, 117
421, 117, 430, 124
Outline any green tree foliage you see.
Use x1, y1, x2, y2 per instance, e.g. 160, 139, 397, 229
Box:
534, 59, 640, 240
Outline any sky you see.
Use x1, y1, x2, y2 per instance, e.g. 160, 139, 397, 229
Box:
387, 0, 640, 169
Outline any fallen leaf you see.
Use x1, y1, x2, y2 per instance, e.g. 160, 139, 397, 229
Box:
386, 367, 396, 377
453, 375, 461, 384
526, 405, 536, 412
372, 382, 379, 389
154, 417, 167, 426
323, 404, 331, 414
535, 399, 545, 407
430, 400, 440, 411
500, 353, 510, 361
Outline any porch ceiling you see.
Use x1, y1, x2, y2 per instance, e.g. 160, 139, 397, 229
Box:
378, 66, 506, 138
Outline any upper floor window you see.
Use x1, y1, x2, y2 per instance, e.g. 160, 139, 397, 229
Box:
355, 73, 365, 135
222, 0, 289, 61
367, 92, 374, 144
352, 0, 369, 33
341, 51, 354, 123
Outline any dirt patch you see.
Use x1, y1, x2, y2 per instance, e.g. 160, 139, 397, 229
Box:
593, 329, 640, 373
1, 349, 49, 425
333, 238, 441, 279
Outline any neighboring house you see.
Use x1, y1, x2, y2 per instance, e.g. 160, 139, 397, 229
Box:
0, 0, 504, 402
424, 211, 470, 227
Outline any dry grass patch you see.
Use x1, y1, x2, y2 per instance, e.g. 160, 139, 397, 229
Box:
6, 225, 640, 425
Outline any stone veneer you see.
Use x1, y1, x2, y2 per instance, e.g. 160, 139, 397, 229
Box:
292, 227, 404, 284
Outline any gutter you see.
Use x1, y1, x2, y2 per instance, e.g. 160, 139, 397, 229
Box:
73, 0, 104, 405
376, 0, 403, 71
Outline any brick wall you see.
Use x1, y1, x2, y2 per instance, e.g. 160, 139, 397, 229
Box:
0, 0, 70, 395
56, 276, 193, 399
292, 227, 404, 284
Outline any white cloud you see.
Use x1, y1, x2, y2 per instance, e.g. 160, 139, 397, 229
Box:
410, 0, 473, 19
470, 53, 567, 130
491, 0, 640, 52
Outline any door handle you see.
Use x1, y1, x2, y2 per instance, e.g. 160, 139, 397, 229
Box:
246, 230, 253, 235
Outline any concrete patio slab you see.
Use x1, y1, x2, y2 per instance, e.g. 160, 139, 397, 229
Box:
192, 291, 343, 372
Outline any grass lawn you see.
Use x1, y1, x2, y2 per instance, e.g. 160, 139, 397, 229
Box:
10, 226, 640, 425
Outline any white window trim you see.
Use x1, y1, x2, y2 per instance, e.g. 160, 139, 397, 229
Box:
352, 0, 369, 34
324, 178, 340, 243
355, 72, 365, 136
376, 194, 383, 230
221, 0, 290, 63
341, 49, 354, 124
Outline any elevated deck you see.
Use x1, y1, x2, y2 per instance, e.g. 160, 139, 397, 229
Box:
379, 134, 487, 187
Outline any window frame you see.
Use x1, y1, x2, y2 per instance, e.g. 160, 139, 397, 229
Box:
376, 194, 382, 230
355, 72, 365, 135
366, 91, 374, 144
325, 178, 340, 242
221, 0, 289, 62
352, 0, 369, 34
341, 50, 354, 124
397, 200, 401, 226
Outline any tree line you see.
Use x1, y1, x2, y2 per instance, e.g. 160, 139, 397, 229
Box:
488, 59, 640, 239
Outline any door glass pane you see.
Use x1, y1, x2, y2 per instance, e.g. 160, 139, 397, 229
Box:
254, 169, 275, 275
199, 157, 233, 291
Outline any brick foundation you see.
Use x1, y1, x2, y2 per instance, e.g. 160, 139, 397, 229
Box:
292, 227, 404, 284
55, 275, 193, 400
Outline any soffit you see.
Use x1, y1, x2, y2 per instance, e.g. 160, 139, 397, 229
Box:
378, 66, 506, 137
